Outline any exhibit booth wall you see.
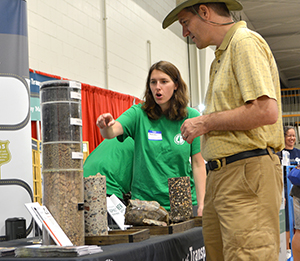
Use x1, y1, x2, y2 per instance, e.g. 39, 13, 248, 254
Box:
0, 0, 215, 239
26, 0, 213, 108
0, 0, 33, 239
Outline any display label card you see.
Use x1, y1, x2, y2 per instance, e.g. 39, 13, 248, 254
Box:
25, 202, 43, 229
69, 81, 81, 89
72, 152, 83, 159
25, 202, 73, 246
70, 91, 81, 100
109, 194, 126, 215
83, 143, 88, 152
106, 195, 131, 230
70, 118, 82, 126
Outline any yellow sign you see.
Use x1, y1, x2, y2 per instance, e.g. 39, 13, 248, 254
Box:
0, 140, 12, 178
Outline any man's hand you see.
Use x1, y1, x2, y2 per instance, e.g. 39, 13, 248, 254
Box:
181, 115, 209, 144
181, 96, 278, 144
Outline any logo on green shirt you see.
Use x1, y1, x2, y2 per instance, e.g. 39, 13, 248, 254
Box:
174, 134, 185, 145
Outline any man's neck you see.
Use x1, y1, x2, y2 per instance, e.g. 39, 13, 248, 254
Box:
215, 23, 235, 48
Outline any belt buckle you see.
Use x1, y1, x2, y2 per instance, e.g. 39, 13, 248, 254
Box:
213, 159, 222, 171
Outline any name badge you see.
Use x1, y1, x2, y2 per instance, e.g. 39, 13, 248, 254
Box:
148, 130, 162, 141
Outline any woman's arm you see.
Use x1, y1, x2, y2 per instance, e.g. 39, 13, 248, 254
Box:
191, 152, 206, 216
96, 113, 124, 139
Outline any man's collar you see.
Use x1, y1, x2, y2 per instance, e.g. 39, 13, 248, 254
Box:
218, 21, 247, 51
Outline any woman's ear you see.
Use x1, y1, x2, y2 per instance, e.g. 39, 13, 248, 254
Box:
174, 83, 178, 91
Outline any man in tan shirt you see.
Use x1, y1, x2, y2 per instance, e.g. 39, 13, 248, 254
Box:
163, 1, 284, 260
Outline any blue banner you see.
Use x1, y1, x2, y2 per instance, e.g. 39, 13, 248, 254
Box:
29, 71, 60, 121
0, 0, 27, 36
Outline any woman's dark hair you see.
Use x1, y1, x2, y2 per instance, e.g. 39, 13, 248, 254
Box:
142, 60, 189, 120
284, 125, 294, 136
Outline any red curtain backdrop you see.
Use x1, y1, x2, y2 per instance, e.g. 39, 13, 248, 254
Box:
29, 68, 65, 80
30, 69, 143, 153
81, 83, 143, 153
31, 121, 38, 139
30, 69, 67, 140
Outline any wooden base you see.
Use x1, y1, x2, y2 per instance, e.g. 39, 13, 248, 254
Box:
85, 229, 150, 245
191, 216, 202, 227
130, 219, 195, 235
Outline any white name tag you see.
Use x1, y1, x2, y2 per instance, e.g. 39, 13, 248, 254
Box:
70, 91, 81, 100
148, 130, 162, 141
72, 152, 83, 159
70, 118, 82, 126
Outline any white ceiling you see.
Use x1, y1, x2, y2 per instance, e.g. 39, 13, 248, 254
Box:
135, 0, 300, 89
236, 0, 300, 88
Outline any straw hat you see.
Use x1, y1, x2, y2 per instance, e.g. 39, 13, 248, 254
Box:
162, 0, 243, 29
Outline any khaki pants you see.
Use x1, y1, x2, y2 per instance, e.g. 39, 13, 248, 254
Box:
294, 196, 300, 230
203, 150, 283, 261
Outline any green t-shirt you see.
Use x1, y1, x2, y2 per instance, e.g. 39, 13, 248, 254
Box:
117, 104, 200, 210
83, 137, 134, 199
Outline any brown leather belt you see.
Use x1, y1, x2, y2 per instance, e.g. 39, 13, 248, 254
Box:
206, 148, 274, 171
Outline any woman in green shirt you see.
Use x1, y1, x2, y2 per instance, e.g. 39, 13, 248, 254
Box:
96, 61, 206, 216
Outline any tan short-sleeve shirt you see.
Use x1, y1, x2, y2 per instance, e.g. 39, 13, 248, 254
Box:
201, 21, 284, 161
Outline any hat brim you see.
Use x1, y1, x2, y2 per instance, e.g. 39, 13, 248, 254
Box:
162, 0, 243, 29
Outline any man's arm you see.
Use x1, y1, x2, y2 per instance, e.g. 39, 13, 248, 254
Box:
181, 95, 278, 144
191, 152, 206, 216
